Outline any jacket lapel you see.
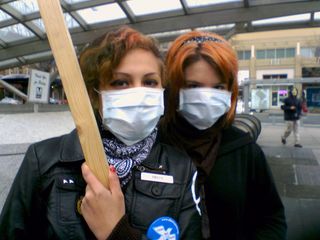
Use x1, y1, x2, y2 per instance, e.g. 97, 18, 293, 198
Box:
60, 129, 84, 162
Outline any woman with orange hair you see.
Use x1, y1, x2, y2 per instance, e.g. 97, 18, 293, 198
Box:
160, 31, 287, 239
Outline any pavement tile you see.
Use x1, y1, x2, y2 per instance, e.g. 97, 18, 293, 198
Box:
285, 184, 320, 199
269, 164, 296, 185
295, 165, 320, 185
284, 197, 320, 240
0, 154, 24, 211
0, 143, 30, 156
267, 156, 294, 166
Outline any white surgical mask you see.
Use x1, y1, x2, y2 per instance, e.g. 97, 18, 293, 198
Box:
178, 88, 231, 130
99, 87, 164, 146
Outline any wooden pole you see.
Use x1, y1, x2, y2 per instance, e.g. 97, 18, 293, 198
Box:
37, 0, 109, 188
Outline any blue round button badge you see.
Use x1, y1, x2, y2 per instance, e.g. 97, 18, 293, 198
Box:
147, 216, 179, 240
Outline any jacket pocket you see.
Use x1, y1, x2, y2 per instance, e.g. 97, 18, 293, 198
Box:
56, 175, 84, 223
131, 177, 182, 229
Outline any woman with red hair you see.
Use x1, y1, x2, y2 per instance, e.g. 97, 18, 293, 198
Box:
160, 31, 287, 239
0, 27, 201, 240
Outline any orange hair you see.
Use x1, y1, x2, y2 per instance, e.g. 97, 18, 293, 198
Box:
79, 26, 164, 111
165, 31, 238, 127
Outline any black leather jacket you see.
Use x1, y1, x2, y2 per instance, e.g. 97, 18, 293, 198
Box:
0, 129, 201, 239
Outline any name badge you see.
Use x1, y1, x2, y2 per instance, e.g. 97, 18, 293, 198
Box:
141, 172, 174, 184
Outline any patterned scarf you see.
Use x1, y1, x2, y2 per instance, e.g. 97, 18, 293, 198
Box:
101, 128, 157, 187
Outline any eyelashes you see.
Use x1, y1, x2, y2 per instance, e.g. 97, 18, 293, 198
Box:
108, 78, 160, 89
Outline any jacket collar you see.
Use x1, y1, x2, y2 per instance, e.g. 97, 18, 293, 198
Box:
59, 128, 162, 167
60, 129, 84, 162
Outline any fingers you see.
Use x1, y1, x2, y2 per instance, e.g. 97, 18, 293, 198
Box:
81, 163, 122, 198
81, 163, 105, 195
108, 166, 123, 197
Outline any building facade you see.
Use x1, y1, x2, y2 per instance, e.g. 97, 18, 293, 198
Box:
1, 28, 320, 110
231, 28, 320, 112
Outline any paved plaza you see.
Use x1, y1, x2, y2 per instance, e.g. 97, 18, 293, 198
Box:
1, 111, 320, 239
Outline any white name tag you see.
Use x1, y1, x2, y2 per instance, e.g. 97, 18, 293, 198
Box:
141, 172, 174, 184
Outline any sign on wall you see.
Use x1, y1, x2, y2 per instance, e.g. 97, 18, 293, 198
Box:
251, 88, 269, 110
28, 69, 50, 103
238, 70, 249, 85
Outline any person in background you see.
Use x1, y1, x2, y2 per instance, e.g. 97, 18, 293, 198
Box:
301, 89, 308, 115
160, 30, 287, 239
281, 87, 303, 148
0, 26, 201, 240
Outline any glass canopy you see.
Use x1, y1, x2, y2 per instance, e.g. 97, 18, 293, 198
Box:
0, 23, 34, 42
186, 0, 242, 7
252, 13, 311, 26
77, 3, 127, 24
0, 0, 318, 69
8, 0, 39, 15
126, 0, 182, 16
0, 10, 11, 21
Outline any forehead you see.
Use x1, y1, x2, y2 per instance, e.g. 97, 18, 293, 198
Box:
116, 48, 160, 72
184, 59, 221, 84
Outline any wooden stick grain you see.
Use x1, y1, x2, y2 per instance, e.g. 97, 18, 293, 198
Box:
37, 0, 109, 188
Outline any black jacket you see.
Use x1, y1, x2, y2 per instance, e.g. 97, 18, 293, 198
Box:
281, 95, 302, 121
204, 126, 287, 240
0, 129, 201, 239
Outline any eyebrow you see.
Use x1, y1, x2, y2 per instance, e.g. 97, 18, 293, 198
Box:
113, 72, 160, 77
185, 80, 226, 87
185, 80, 201, 84
144, 73, 160, 78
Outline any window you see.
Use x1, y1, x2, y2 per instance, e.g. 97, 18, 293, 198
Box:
301, 47, 317, 58
256, 48, 295, 59
285, 48, 295, 58
256, 50, 265, 59
237, 50, 250, 60
266, 49, 275, 59
276, 48, 285, 58
244, 50, 251, 60
263, 74, 287, 79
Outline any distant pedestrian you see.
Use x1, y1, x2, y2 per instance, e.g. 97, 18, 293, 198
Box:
281, 87, 303, 148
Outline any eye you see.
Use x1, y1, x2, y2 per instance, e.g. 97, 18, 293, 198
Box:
109, 79, 130, 89
185, 82, 202, 88
213, 84, 226, 90
143, 79, 160, 88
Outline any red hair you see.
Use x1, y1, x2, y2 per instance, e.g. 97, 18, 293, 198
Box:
165, 31, 238, 127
